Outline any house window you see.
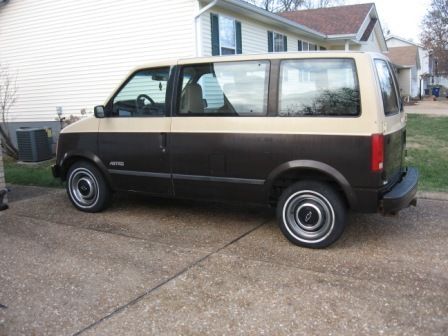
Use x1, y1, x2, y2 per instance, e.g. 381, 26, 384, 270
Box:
219, 16, 236, 55
302, 41, 309, 51
211, 14, 242, 56
298, 40, 321, 51
268, 31, 287, 52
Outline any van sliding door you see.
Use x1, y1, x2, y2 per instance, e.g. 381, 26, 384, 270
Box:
170, 60, 270, 203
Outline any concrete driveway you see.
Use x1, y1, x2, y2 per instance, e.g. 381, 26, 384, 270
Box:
0, 186, 447, 335
405, 99, 448, 116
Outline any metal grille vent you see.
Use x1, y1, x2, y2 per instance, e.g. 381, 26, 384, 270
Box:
16, 128, 52, 162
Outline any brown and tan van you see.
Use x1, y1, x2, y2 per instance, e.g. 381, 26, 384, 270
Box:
52, 52, 418, 248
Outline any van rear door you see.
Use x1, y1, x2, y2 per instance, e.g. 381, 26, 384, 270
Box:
374, 59, 405, 185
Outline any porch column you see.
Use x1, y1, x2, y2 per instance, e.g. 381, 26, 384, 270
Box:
345, 40, 350, 51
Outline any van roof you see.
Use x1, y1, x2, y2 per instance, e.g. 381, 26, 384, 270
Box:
133, 51, 390, 70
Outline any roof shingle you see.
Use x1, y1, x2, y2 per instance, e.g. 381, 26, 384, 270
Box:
386, 46, 418, 67
279, 3, 374, 36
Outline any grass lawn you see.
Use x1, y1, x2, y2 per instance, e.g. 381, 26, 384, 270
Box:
2, 114, 447, 192
3, 155, 62, 188
406, 114, 448, 192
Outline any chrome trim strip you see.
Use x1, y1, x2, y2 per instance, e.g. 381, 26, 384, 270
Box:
109, 169, 171, 179
108, 169, 265, 185
172, 174, 265, 185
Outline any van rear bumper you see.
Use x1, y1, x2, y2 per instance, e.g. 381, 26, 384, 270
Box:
381, 167, 419, 214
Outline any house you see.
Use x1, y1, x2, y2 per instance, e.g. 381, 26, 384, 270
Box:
0, 0, 388, 147
280, 3, 388, 53
385, 36, 430, 98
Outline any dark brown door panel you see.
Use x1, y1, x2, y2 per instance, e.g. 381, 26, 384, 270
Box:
170, 131, 384, 202
98, 132, 171, 195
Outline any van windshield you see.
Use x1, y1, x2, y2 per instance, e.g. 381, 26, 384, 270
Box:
375, 59, 400, 115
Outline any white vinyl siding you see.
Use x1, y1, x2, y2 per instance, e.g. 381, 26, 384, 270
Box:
200, 7, 321, 57
396, 68, 412, 97
0, 0, 196, 122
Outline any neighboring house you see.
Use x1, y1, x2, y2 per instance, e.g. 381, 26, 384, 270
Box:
427, 51, 448, 89
0, 0, 388, 147
386, 36, 429, 98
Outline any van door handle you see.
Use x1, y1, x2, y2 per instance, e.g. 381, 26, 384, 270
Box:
160, 132, 167, 152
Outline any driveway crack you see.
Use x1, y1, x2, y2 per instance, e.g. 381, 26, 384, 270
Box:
72, 218, 269, 335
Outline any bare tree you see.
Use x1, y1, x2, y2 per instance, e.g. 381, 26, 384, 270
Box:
0, 64, 19, 159
421, 0, 448, 76
300, 0, 344, 9
278, 0, 306, 11
246, 0, 344, 12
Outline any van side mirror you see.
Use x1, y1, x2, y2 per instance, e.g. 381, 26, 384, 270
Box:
94, 105, 106, 118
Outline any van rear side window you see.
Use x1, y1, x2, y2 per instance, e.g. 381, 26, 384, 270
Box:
278, 58, 360, 117
375, 59, 400, 115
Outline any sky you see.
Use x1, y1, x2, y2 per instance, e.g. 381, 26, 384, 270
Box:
345, 0, 431, 43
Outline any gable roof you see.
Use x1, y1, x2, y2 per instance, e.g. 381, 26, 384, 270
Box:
279, 3, 374, 36
387, 46, 419, 67
386, 35, 422, 48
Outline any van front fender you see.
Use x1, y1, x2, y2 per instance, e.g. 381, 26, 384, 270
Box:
59, 151, 112, 187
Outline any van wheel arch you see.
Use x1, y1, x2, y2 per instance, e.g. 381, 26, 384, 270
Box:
267, 161, 355, 208
60, 154, 112, 189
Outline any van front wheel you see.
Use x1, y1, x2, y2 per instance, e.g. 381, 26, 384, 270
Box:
277, 181, 347, 248
66, 161, 111, 212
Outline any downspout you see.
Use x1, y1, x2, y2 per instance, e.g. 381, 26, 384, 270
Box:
195, 0, 220, 57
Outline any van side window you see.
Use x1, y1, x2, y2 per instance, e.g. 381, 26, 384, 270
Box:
375, 59, 400, 115
177, 61, 269, 116
111, 67, 170, 117
278, 59, 360, 117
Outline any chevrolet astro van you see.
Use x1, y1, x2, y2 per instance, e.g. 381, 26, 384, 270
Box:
53, 52, 418, 248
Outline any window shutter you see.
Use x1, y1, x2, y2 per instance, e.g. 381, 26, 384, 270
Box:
267, 31, 273, 52
236, 21, 242, 54
298, 40, 303, 51
211, 13, 220, 56
283, 35, 288, 51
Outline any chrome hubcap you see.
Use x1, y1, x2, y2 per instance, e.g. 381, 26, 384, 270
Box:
69, 168, 99, 208
283, 190, 335, 243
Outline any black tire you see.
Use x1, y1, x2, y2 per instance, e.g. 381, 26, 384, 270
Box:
276, 181, 347, 248
66, 161, 111, 213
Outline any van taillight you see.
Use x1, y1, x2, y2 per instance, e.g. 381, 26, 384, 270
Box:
371, 134, 384, 172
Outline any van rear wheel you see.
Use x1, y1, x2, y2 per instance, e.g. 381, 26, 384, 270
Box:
277, 181, 347, 248
66, 161, 111, 212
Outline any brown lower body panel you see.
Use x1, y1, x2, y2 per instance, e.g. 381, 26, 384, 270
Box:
56, 131, 396, 212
